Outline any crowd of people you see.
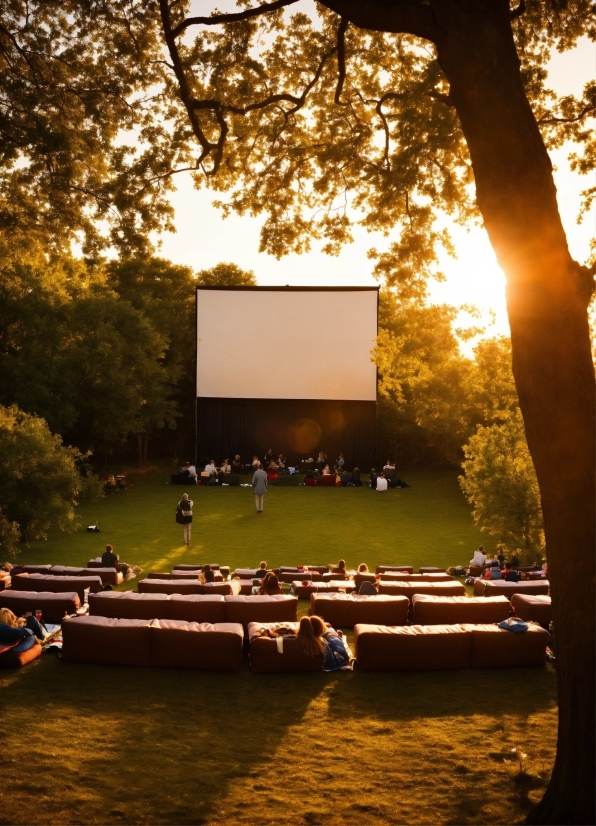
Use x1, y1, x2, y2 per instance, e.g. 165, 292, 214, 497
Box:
466, 545, 547, 583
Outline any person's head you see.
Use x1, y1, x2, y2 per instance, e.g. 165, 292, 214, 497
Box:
259, 561, 267, 570
339, 453, 344, 459
184, 462, 190, 468
505, 562, 512, 570
310, 615, 326, 637
478, 546, 484, 552
0, 608, 18, 627
105, 544, 113, 553
358, 563, 368, 573
203, 565, 211, 573
210, 459, 215, 465
371, 468, 375, 473
298, 616, 324, 658
338, 559, 346, 571
379, 472, 385, 478
257, 462, 263, 469
182, 493, 189, 500
235, 455, 240, 460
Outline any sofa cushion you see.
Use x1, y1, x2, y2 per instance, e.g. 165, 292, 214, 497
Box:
248, 622, 325, 673
233, 569, 260, 579
0, 590, 81, 623
0, 641, 42, 669
149, 619, 243, 670
169, 595, 226, 623
49, 566, 87, 576
61, 616, 152, 666
21, 565, 52, 575
223, 595, 297, 628
310, 593, 409, 628
291, 581, 356, 599
138, 579, 204, 595
510, 594, 552, 625
89, 591, 171, 620
375, 565, 413, 575
474, 580, 550, 598
173, 564, 221, 571
201, 582, 233, 596
419, 567, 447, 574
377, 582, 466, 608
467, 623, 548, 667
354, 623, 471, 671
379, 573, 454, 582
81, 567, 123, 586
411, 595, 510, 625
12, 574, 102, 600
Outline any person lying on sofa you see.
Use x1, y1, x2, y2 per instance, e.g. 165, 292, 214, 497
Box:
0, 609, 44, 655
310, 615, 351, 671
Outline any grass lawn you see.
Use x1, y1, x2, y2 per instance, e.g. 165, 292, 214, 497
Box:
1, 469, 557, 825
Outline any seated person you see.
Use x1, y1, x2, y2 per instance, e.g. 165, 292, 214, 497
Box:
322, 464, 331, 476
277, 453, 287, 469
251, 455, 260, 469
376, 473, 388, 491
199, 564, 215, 584
336, 453, 345, 468
203, 459, 217, 484
231, 455, 242, 473
368, 468, 377, 488
264, 448, 274, 466
503, 562, 520, 582
496, 546, 505, 569
255, 561, 268, 579
383, 461, 397, 478
351, 467, 362, 487
340, 469, 351, 487
310, 615, 350, 671
469, 546, 487, 568
357, 563, 369, 573
219, 458, 231, 475
510, 553, 520, 569
330, 559, 347, 576
187, 462, 198, 482
102, 544, 128, 576
258, 572, 282, 595
358, 580, 378, 595
0, 608, 45, 649
297, 617, 325, 659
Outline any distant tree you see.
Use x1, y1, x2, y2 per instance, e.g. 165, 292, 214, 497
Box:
196, 262, 257, 287
0, 405, 101, 554
460, 412, 544, 563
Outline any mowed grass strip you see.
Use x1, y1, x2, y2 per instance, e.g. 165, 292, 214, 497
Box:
16, 469, 494, 574
2, 469, 557, 825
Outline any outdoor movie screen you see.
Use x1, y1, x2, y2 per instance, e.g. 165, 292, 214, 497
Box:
196, 287, 378, 401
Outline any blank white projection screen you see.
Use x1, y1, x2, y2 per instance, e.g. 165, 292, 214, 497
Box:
196, 289, 378, 401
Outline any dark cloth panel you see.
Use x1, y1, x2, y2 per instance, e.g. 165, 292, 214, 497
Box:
196, 398, 376, 468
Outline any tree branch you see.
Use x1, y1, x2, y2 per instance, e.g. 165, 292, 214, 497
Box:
510, 0, 526, 20
539, 103, 596, 125
334, 17, 349, 105
171, 0, 301, 38
317, 0, 441, 44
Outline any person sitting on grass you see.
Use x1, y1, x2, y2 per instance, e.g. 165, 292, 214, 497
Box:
297, 616, 325, 659
357, 563, 369, 573
469, 546, 487, 568
376, 472, 388, 491
368, 468, 377, 488
255, 561, 268, 579
340, 468, 351, 487
503, 562, 520, 582
258, 572, 282, 595
0, 608, 45, 648
310, 615, 351, 671
330, 559, 347, 576
199, 564, 215, 584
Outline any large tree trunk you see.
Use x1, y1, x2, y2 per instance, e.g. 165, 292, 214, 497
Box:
435, 2, 595, 822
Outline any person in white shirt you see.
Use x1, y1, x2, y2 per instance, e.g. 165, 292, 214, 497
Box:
469, 546, 487, 567
187, 463, 197, 482
203, 460, 217, 485
376, 473, 388, 491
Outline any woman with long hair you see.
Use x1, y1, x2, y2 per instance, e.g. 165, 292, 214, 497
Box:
297, 616, 325, 659
258, 572, 282, 595
199, 564, 215, 584
310, 615, 351, 671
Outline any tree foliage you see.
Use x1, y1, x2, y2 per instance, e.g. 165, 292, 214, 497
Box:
196, 262, 257, 286
459, 411, 545, 562
0, 404, 101, 554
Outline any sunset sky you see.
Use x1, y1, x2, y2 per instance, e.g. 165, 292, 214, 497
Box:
156, 34, 595, 341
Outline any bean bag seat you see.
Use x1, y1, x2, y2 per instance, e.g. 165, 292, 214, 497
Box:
419, 567, 447, 574
89, 591, 171, 620
21, 565, 52, 575
467, 623, 548, 668
411, 595, 510, 625
354, 624, 471, 671
317, 474, 335, 486
170, 595, 226, 623
375, 565, 414, 575
150, 620, 243, 670
0, 590, 81, 623
473, 580, 550, 598
224, 595, 298, 629
138, 579, 204, 595
62, 616, 152, 666
310, 593, 409, 628
0, 640, 43, 668
510, 594, 552, 625
12, 574, 102, 601
469, 565, 484, 577
248, 622, 325, 673
379, 573, 454, 582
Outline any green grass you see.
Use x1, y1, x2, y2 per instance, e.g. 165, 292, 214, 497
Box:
15, 469, 495, 576
2, 469, 556, 825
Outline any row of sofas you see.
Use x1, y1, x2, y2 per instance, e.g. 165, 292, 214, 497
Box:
12, 573, 103, 601
473, 579, 549, 597
20, 565, 123, 585
0, 590, 82, 622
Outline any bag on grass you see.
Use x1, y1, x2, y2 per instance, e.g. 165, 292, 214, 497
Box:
498, 618, 528, 634
175, 506, 184, 524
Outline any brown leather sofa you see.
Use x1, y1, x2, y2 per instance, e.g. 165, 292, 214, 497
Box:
310, 593, 409, 628
0, 641, 43, 669
510, 594, 552, 626
419, 567, 447, 574
0, 590, 81, 622
354, 622, 549, 670
87, 557, 130, 573
473, 580, 549, 597
248, 622, 325, 672
411, 595, 510, 625
146, 571, 224, 582
173, 564, 231, 578
137, 579, 232, 595
375, 565, 414, 575
223, 595, 298, 629
61, 615, 244, 670
292, 581, 356, 599
354, 573, 377, 591
379, 573, 454, 582
21, 565, 53, 575
378, 582, 466, 607
89, 592, 172, 620
12, 573, 103, 601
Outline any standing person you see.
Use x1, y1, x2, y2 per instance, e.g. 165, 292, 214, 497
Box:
178, 493, 194, 544
252, 462, 268, 513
